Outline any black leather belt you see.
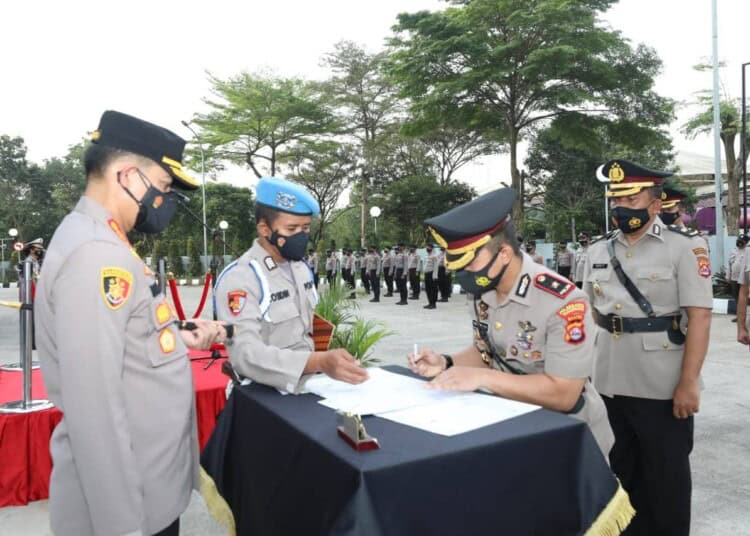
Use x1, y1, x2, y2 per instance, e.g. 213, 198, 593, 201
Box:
594, 311, 678, 335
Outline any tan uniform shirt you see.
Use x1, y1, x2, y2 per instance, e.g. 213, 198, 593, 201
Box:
407, 252, 419, 270
470, 253, 613, 455
308, 253, 318, 273
574, 246, 588, 283
365, 252, 381, 274
731, 247, 746, 283
557, 249, 573, 268
216, 240, 317, 393
382, 252, 393, 270
424, 252, 439, 276
394, 251, 406, 277
325, 255, 336, 271
35, 197, 197, 536
584, 221, 714, 400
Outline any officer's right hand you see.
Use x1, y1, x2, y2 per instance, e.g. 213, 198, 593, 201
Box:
321, 349, 369, 384
738, 326, 750, 345
408, 348, 445, 378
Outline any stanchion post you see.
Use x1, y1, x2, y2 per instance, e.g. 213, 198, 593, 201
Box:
158, 258, 167, 296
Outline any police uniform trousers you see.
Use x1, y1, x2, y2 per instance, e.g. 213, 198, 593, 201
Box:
369, 270, 380, 300
341, 268, 351, 289
603, 395, 693, 536
558, 266, 571, 280
326, 270, 334, 286
424, 272, 437, 306
408, 268, 420, 298
361, 268, 370, 293
396, 269, 408, 302
438, 266, 451, 300
313, 272, 319, 289
384, 267, 394, 295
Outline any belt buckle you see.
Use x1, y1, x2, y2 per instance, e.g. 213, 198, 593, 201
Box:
611, 315, 624, 338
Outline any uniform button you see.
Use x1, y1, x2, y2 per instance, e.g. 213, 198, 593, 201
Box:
663, 343, 669, 349
651, 274, 657, 280
523, 353, 530, 359
626, 252, 633, 258
494, 322, 503, 330
615, 303, 622, 310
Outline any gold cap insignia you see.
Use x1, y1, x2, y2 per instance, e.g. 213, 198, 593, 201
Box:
609, 162, 625, 183
475, 276, 492, 287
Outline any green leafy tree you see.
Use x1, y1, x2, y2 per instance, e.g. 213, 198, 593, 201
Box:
167, 240, 183, 277
187, 237, 202, 277
0, 135, 37, 241
383, 176, 475, 243
192, 72, 335, 177
152, 239, 167, 272
322, 41, 401, 247
682, 85, 749, 235
388, 0, 673, 223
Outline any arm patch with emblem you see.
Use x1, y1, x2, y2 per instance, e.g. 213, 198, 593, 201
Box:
533, 273, 574, 299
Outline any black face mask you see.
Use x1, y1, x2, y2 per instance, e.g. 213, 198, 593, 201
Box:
426, 248, 433, 253
611, 205, 651, 234
270, 230, 309, 261
456, 250, 509, 297
525, 245, 533, 253
660, 211, 679, 225
120, 170, 178, 234
737, 240, 745, 248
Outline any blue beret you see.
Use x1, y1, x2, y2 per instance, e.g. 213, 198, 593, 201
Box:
255, 176, 320, 216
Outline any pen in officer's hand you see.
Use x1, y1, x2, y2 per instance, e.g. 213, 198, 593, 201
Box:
413, 343, 419, 362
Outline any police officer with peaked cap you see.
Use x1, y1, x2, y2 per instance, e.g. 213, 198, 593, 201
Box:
660, 186, 688, 227
409, 188, 614, 456
215, 176, 368, 393
585, 159, 713, 535
35, 111, 228, 536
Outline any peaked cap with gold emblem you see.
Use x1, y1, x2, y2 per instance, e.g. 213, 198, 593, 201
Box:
597, 159, 672, 198
424, 188, 515, 270
90, 110, 199, 190
660, 186, 687, 210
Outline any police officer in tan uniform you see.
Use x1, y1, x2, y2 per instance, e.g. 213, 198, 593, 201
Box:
215, 177, 368, 393
35, 111, 228, 536
393, 243, 408, 305
382, 247, 394, 297
366, 246, 382, 302
585, 160, 713, 536
556, 240, 573, 280
407, 245, 420, 299
573, 232, 590, 288
409, 188, 614, 456
423, 244, 439, 309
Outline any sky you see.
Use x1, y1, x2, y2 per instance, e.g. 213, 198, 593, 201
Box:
2, 0, 749, 195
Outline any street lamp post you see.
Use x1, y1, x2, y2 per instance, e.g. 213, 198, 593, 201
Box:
181, 120, 208, 273
369, 206, 381, 238
219, 220, 228, 257
742, 62, 749, 234
594, 166, 610, 233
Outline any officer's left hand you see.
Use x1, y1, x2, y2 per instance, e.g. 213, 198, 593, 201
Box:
672, 378, 700, 419
426, 366, 486, 392
179, 319, 228, 350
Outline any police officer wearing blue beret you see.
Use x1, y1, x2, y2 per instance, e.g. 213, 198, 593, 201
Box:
35, 111, 228, 536
215, 177, 368, 392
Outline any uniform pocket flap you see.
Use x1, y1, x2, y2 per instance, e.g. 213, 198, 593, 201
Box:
641, 331, 682, 351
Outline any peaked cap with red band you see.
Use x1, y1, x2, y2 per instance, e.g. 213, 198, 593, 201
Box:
424, 188, 516, 270
597, 159, 673, 198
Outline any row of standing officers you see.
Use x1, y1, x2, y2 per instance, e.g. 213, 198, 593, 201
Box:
306, 245, 453, 308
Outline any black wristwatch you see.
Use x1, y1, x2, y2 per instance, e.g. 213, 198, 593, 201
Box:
442, 354, 454, 370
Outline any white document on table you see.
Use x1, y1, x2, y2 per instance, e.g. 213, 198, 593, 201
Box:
302, 367, 540, 435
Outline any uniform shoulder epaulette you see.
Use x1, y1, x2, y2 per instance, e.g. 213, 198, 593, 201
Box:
591, 229, 618, 245
533, 273, 575, 299
667, 225, 699, 238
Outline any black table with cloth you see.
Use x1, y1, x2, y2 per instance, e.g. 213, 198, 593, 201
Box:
201, 367, 632, 536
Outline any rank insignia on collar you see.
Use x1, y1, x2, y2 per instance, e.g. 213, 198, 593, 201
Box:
533, 273, 574, 299
478, 300, 489, 320
264, 256, 277, 271
516, 274, 530, 298
228, 290, 247, 316
652, 223, 661, 236
101, 267, 133, 310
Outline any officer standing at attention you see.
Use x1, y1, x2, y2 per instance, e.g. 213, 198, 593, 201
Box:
394, 243, 408, 305
659, 186, 688, 227
35, 111, 228, 536
410, 188, 614, 456
359, 249, 371, 294
585, 159, 713, 535
407, 245, 420, 299
573, 232, 590, 289
367, 246, 382, 302
215, 176, 368, 392
437, 246, 451, 302
556, 240, 573, 280
423, 244, 439, 309
325, 250, 335, 287
307, 248, 319, 289
382, 247, 394, 297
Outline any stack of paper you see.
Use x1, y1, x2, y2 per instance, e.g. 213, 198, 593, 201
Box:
302, 368, 539, 436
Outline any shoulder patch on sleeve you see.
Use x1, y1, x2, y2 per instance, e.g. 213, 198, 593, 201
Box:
516, 273, 531, 298
667, 225, 699, 238
534, 273, 574, 299
100, 267, 133, 310
227, 290, 248, 316
557, 300, 587, 345
697, 256, 712, 278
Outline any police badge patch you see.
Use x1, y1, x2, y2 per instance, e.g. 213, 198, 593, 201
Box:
557, 301, 587, 345
228, 290, 247, 316
100, 267, 133, 310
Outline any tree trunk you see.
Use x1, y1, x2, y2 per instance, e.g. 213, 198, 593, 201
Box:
360, 172, 368, 249
724, 134, 738, 235
509, 128, 523, 225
